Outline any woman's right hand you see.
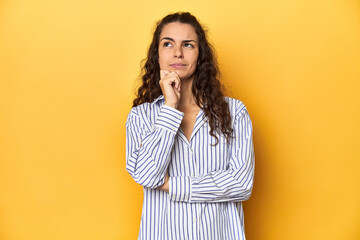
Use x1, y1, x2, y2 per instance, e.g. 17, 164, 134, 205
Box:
159, 70, 181, 109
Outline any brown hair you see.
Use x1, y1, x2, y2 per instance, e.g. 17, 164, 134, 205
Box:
132, 12, 233, 145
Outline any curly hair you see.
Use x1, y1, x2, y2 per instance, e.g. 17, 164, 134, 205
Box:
132, 12, 233, 145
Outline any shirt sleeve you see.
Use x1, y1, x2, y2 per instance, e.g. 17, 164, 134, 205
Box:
168, 107, 255, 203
126, 105, 184, 189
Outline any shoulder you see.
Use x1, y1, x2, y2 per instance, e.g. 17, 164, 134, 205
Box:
126, 95, 164, 126
131, 96, 163, 114
224, 96, 249, 121
126, 102, 154, 121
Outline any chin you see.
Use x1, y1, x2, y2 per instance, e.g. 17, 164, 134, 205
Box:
171, 71, 183, 79
177, 72, 194, 81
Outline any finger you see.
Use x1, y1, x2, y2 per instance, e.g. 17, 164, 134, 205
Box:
160, 70, 170, 79
164, 72, 177, 80
162, 72, 181, 91
163, 72, 179, 85
173, 74, 181, 90
167, 71, 179, 77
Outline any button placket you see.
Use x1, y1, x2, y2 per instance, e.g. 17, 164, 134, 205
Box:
189, 144, 197, 177
192, 203, 199, 240
184, 146, 191, 177
193, 148, 199, 177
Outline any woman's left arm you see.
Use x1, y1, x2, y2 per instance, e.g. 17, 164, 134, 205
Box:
168, 108, 255, 203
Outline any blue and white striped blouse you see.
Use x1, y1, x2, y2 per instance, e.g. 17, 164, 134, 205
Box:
126, 94, 255, 240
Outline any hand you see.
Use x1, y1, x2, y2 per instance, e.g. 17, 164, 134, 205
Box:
157, 171, 169, 192
159, 70, 181, 109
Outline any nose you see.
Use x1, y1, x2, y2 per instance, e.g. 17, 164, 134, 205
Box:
174, 45, 183, 58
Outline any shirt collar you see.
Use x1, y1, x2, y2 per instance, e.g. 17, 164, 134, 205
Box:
152, 95, 203, 109
152, 94, 205, 110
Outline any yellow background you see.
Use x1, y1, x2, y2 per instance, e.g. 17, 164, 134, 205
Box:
1, 0, 359, 239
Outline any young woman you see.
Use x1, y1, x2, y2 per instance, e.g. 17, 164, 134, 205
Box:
126, 12, 255, 240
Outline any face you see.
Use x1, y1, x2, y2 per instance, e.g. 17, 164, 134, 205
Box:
158, 22, 199, 81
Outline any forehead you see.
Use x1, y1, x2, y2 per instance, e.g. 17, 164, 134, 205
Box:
160, 22, 198, 41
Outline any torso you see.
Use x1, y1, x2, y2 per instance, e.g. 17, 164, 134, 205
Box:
178, 105, 201, 141
129, 95, 250, 240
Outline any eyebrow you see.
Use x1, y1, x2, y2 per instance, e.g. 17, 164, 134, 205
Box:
160, 37, 197, 43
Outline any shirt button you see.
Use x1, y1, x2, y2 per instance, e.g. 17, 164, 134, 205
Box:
184, 195, 188, 200
172, 196, 176, 200
193, 218, 197, 222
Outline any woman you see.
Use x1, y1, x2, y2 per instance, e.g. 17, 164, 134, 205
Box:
126, 12, 255, 240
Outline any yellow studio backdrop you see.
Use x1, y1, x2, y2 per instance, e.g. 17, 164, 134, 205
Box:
0, 0, 359, 239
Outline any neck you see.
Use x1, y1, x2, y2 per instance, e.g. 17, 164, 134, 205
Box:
177, 77, 198, 109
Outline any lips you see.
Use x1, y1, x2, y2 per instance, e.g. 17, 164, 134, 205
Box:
170, 63, 187, 69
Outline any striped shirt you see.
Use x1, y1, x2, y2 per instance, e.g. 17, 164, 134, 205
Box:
125, 94, 255, 240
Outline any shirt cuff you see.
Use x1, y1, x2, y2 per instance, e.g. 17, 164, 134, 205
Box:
168, 176, 192, 202
154, 105, 184, 133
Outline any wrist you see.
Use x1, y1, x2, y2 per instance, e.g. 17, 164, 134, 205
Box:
164, 102, 178, 109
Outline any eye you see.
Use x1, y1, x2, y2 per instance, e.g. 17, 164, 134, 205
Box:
184, 43, 194, 48
163, 42, 173, 47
